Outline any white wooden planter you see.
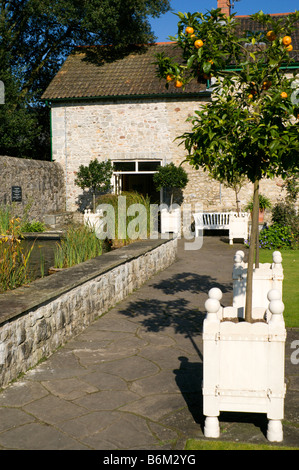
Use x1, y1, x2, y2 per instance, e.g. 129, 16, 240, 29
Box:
202, 287, 286, 442
233, 250, 283, 319
84, 208, 105, 237
228, 213, 249, 245
161, 207, 181, 234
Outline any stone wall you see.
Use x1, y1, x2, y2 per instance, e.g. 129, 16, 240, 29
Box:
0, 237, 177, 389
51, 97, 292, 219
0, 155, 65, 221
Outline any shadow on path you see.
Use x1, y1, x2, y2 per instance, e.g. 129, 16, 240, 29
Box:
150, 271, 232, 297
174, 356, 204, 429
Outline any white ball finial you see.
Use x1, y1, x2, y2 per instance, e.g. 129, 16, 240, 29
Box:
234, 250, 245, 266
267, 289, 281, 302
269, 299, 284, 316
272, 251, 282, 265
208, 287, 222, 302
205, 298, 220, 314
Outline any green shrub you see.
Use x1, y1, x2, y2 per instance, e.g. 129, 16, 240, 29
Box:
271, 202, 299, 236
258, 223, 297, 249
95, 191, 153, 243
20, 220, 45, 233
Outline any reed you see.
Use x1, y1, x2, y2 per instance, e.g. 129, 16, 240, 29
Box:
53, 224, 103, 268
0, 205, 12, 234
0, 218, 34, 292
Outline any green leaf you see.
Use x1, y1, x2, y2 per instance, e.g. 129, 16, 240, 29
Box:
269, 140, 280, 153
203, 61, 212, 74
187, 54, 196, 68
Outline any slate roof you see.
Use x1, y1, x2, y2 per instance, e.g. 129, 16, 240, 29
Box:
42, 14, 299, 101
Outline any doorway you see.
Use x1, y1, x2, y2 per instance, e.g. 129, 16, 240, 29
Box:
113, 160, 161, 204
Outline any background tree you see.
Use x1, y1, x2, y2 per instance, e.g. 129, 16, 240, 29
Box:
75, 159, 113, 213
156, 9, 299, 321
153, 162, 189, 209
0, 0, 171, 159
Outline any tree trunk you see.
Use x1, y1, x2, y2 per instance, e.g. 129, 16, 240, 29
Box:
93, 190, 96, 214
245, 180, 259, 322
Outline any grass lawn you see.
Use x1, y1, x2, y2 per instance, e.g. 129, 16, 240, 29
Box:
258, 249, 299, 328
185, 439, 299, 450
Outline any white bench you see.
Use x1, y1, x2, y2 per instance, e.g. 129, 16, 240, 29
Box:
193, 211, 249, 245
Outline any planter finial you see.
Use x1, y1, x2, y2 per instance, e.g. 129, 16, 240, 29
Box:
272, 251, 282, 267
234, 250, 245, 266
269, 291, 284, 324
205, 288, 222, 322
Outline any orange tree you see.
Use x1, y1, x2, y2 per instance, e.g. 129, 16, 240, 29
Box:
156, 9, 299, 321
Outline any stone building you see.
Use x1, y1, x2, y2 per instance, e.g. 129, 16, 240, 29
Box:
42, 2, 299, 217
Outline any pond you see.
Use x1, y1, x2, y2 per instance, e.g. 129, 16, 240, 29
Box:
21, 233, 111, 280
21, 236, 59, 279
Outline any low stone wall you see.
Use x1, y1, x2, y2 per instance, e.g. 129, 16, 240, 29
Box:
0, 237, 177, 389
0, 155, 65, 221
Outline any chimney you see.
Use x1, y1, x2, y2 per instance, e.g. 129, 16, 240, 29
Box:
217, 0, 231, 16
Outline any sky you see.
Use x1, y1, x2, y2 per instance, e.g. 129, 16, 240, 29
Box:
149, 0, 299, 42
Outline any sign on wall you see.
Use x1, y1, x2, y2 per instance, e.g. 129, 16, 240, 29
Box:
11, 186, 22, 202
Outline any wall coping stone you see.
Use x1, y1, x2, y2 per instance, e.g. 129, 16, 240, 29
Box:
0, 237, 176, 326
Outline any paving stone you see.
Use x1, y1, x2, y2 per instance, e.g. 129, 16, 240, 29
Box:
0, 381, 48, 407
120, 394, 187, 421
57, 410, 121, 439
73, 389, 140, 411
94, 355, 160, 381
23, 394, 88, 425
41, 377, 99, 400
0, 407, 34, 432
89, 413, 161, 449
79, 371, 129, 391
0, 422, 89, 450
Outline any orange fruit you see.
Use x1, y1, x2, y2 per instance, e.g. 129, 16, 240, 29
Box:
262, 80, 272, 90
266, 31, 276, 41
194, 39, 204, 49
186, 26, 194, 34
248, 94, 253, 99
166, 74, 173, 82
282, 36, 292, 46
286, 44, 293, 51
174, 80, 183, 88
281, 92, 288, 98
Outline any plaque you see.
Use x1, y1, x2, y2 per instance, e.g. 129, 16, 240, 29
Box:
11, 186, 22, 202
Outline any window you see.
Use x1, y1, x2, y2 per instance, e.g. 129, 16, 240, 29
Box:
112, 160, 161, 173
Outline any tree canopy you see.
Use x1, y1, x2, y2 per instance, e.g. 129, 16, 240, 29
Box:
0, 0, 171, 159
